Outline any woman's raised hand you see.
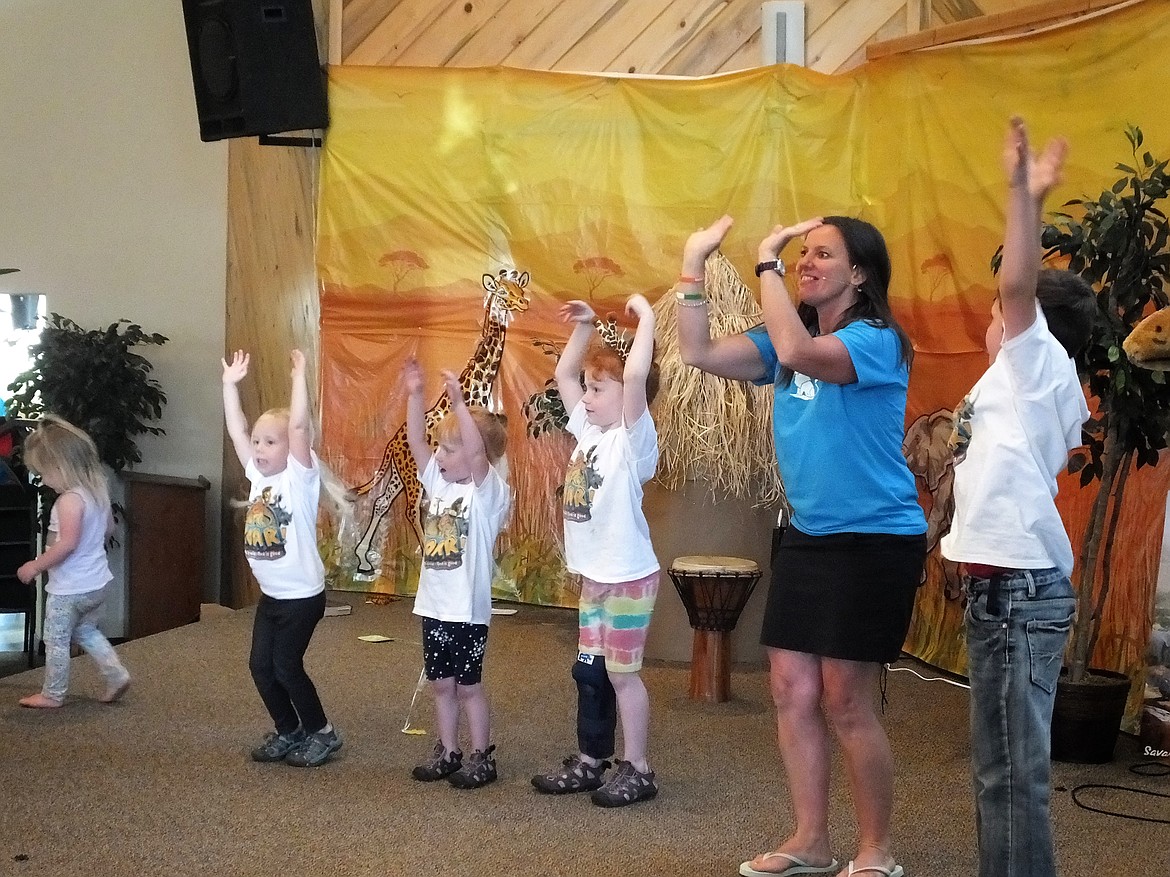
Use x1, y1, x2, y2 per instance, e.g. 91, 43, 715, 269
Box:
758, 217, 824, 261
682, 215, 735, 273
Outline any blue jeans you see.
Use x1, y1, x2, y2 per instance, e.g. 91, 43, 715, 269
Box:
965, 568, 1074, 877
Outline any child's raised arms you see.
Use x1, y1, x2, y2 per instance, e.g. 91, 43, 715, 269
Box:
287, 350, 313, 469
403, 356, 431, 472
442, 369, 491, 486
999, 116, 1068, 343
622, 294, 655, 425
221, 350, 252, 468
554, 300, 597, 413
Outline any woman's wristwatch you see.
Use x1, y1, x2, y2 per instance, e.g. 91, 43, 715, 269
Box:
754, 259, 785, 277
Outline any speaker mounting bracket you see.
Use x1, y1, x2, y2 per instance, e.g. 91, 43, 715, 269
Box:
258, 133, 323, 147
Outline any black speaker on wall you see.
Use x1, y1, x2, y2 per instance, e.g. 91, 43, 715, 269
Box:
181, 0, 329, 142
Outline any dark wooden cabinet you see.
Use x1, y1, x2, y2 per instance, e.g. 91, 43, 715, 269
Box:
123, 472, 210, 640
0, 479, 38, 665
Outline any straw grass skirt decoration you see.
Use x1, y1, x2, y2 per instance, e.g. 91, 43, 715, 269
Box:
651, 251, 786, 508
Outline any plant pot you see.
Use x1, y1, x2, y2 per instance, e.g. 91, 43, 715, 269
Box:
1050, 667, 1131, 763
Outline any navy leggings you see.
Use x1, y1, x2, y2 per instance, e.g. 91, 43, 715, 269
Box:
249, 592, 328, 735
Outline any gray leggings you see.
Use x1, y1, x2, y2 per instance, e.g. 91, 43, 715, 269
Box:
42, 586, 128, 702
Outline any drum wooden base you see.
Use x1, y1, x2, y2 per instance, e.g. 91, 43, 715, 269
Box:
689, 629, 733, 702
668, 555, 762, 704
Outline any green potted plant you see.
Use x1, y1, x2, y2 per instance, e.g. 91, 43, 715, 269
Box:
1040, 125, 1170, 761
5, 313, 169, 475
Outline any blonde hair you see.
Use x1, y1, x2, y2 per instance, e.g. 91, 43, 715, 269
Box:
433, 407, 508, 463
24, 415, 111, 506
256, 407, 290, 429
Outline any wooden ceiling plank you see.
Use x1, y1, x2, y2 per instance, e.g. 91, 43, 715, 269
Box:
341, 0, 403, 59
443, 0, 566, 68
808, 0, 905, 72
908, 0, 925, 32
662, 0, 766, 76
499, 0, 629, 70
605, 0, 730, 75
345, 0, 458, 65
330, 0, 344, 65
394, 0, 511, 65
554, 0, 681, 73
806, 0, 854, 33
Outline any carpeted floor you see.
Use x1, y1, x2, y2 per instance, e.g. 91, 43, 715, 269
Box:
1, 595, 1165, 877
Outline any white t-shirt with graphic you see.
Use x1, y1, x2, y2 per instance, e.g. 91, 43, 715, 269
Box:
941, 304, 1089, 576
562, 402, 660, 583
412, 456, 511, 626
243, 452, 325, 600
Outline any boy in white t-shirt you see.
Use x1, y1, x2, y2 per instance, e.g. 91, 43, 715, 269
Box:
941, 118, 1096, 877
531, 293, 661, 808
404, 358, 511, 790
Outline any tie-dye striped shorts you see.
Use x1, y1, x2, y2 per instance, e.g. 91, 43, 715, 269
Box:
577, 571, 660, 673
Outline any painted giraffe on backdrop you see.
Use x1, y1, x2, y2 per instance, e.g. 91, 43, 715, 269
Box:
350, 268, 531, 578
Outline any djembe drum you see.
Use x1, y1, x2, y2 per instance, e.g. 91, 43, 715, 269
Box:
668, 555, 762, 703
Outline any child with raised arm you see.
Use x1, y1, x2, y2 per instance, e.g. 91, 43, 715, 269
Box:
403, 358, 511, 789
16, 416, 130, 708
531, 293, 661, 808
941, 118, 1096, 877
222, 349, 342, 768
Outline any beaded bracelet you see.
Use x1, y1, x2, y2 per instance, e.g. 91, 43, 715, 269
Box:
675, 294, 709, 308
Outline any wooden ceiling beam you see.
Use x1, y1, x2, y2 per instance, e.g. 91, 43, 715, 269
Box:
866, 0, 1134, 60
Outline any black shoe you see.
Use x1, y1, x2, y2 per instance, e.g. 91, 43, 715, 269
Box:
285, 727, 343, 767
412, 742, 463, 781
250, 727, 306, 763
448, 745, 497, 789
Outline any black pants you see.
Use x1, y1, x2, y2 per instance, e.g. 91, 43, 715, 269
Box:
250, 592, 328, 735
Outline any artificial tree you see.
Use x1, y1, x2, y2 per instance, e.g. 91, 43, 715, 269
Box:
5, 314, 168, 474
1042, 125, 1170, 685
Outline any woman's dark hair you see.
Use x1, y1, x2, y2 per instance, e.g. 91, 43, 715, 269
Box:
780, 215, 914, 385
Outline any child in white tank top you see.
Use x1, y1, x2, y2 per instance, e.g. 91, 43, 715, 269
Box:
16, 416, 130, 708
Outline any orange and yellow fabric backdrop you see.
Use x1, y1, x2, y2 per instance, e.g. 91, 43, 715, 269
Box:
318, 1, 1170, 682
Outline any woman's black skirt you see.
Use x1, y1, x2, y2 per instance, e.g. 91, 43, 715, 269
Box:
760, 527, 926, 664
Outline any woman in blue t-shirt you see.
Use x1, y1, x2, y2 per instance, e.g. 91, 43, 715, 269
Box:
676, 215, 926, 877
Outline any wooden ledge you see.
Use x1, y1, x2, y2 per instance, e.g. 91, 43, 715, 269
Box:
866, 0, 1138, 61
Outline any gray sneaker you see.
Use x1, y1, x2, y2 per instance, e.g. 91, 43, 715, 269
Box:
590, 759, 658, 807
448, 745, 497, 789
251, 727, 306, 763
531, 754, 611, 794
285, 727, 343, 767
412, 742, 463, 781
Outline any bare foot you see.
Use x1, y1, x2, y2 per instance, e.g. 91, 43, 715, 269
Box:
19, 693, 63, 709
100, 676, 131, 704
